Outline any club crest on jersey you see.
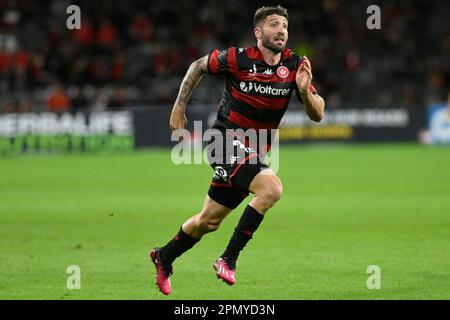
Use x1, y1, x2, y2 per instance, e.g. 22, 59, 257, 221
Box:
276, 66, 289, 78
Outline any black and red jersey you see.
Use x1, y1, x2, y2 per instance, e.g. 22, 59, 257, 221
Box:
207, 45, 317, 131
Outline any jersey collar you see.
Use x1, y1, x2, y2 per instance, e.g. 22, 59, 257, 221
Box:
252, 45, 291, 65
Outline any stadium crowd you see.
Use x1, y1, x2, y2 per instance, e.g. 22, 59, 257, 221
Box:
0, 0, 449, 113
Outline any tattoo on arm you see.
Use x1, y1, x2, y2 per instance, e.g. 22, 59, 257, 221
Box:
174, 55, 208, 108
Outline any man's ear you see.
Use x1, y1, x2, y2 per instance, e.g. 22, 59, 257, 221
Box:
254, 27, 261, 40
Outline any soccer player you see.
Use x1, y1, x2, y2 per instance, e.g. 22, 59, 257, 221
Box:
150, 5, 325, 295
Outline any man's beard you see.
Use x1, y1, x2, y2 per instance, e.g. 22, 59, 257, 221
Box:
261, 33, 285, 53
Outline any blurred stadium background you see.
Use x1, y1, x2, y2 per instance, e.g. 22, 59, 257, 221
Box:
0, 0, 449, 149
1, 0, 449, 110
1, 0, 450, 300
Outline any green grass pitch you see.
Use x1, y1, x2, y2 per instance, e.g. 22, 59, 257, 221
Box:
1, 143, 449, 299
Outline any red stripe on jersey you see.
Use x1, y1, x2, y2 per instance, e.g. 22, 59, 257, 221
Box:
246, 46, 265, 61
228, 110, 279, 130
227, 47, 238, 74
234, 69, 296, 83
231, 86, 289, 110
208, 50, 219, 74
281, 49, 293, 60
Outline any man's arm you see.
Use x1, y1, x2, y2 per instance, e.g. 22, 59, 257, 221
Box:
300, 90, 325, 122
169, 55, 208, 131
296, 56, 325, 122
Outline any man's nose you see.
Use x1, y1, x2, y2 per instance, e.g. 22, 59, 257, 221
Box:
277, 28, 286, 35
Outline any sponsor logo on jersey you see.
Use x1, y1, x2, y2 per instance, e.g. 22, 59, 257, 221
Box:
240, 81, 253, 92
239, 81, 290, 96
262, 69, 274, 75
276, 65, 289, 78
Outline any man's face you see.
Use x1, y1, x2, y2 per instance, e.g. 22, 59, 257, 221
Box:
256, 14, 288, 53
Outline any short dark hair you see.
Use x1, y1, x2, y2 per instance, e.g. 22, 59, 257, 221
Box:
254, 5, 288, 28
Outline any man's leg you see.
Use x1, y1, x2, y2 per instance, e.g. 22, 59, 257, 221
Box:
247, 169, 283, 214
151, 195, 233, 295
215, 169, 282, 285
162, 194, 234, 263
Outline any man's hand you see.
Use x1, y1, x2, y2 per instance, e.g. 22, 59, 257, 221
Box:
295, 56, 325, 122
169, 105, 187, 141
296, 55, 313, 94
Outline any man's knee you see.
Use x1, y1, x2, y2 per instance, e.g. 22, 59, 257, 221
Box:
260, 179, 283, 206
251, 174, 283, 211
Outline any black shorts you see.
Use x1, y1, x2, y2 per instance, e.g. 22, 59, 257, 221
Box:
206, 129, 269, 210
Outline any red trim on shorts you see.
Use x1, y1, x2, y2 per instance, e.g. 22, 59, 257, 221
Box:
211, 181, 232, 188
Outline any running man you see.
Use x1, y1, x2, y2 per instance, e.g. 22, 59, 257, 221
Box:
150, 5, 325, 295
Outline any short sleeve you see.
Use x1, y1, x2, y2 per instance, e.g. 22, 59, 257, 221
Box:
207, 47, 237, 75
